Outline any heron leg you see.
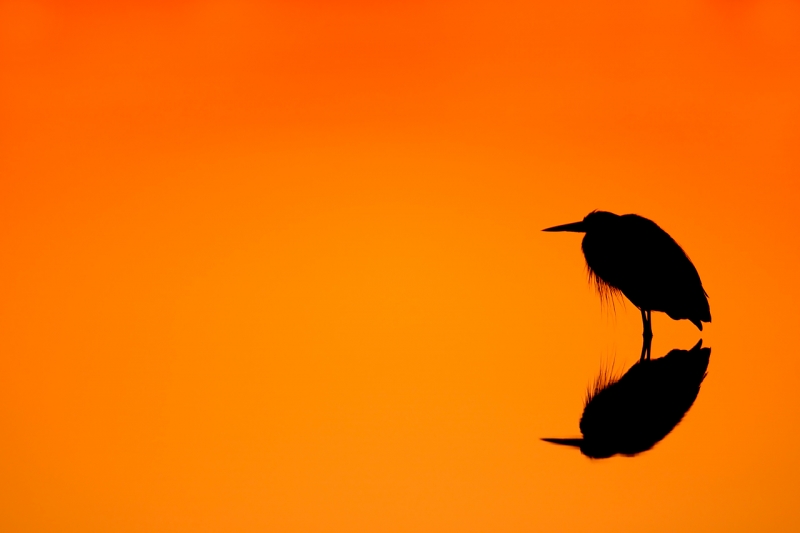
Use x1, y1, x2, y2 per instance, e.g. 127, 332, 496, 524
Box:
640, 309, 653, 361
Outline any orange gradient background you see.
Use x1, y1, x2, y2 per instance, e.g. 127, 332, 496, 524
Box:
1, 1, 799, 531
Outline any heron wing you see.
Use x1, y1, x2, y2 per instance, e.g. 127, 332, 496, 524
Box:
619, 215, 710, 322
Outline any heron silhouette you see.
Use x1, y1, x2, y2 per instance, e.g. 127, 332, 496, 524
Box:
542, 340, 710, 458
544, 211, 710, 360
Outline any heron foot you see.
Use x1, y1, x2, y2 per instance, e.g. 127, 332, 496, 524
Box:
639, 337, 653, 361
640, 309, 653, 360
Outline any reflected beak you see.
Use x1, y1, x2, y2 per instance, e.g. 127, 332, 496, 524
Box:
542, 221, 586, 232
541, 438, 583, 448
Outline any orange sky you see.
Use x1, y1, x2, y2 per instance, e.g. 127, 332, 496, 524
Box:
1, 1, 799, 531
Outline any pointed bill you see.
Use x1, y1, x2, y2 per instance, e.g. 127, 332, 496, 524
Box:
542, 221, 586, 232
541, 437, 583, 447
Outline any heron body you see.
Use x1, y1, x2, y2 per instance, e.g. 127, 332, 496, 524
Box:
544, 211, 710, 358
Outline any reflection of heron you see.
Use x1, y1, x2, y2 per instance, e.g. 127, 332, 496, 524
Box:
542, 340, 710, 459
544, 211, 710, 360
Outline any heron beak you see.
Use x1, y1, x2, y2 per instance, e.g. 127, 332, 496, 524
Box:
542, 221, 586, 232
541, 437, 584, 448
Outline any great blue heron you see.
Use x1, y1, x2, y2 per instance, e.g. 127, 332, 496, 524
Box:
543, 210, 710, 360
542, 340, 710, 458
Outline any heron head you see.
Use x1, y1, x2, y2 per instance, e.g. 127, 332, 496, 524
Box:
542, 210, 619, 233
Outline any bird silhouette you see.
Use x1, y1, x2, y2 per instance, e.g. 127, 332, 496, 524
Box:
543, 211, 710, 360
542, 340, 710, 459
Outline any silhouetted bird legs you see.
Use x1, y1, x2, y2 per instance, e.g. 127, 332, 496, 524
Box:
640, 309, 653, 361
